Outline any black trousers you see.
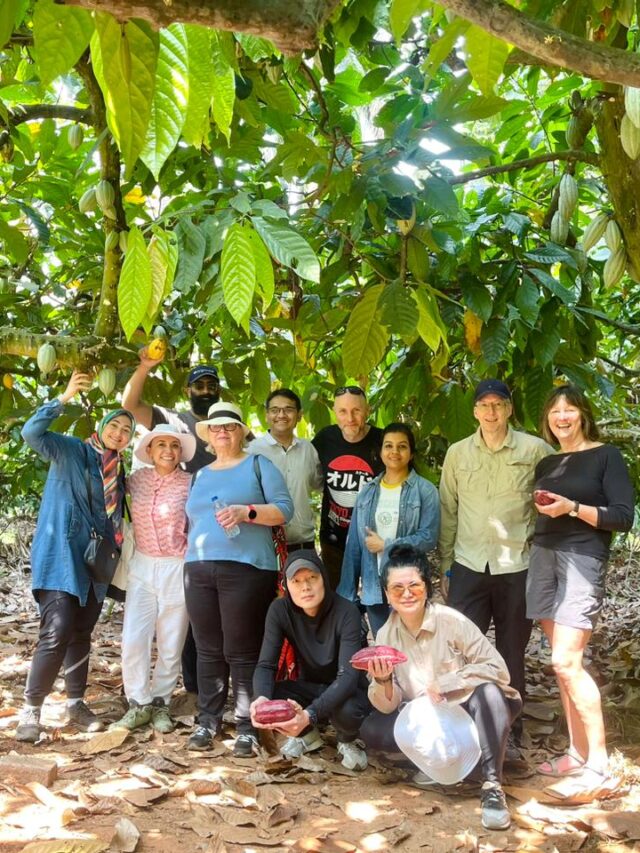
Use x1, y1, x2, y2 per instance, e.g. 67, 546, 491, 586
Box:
184, 560, 276, 734
273, 679, 370, 743
361, 683, 522, 784
319, 540, 344, 591
25, 588, 103, 706
181, 624, 199, 694
447, 562, 530, 738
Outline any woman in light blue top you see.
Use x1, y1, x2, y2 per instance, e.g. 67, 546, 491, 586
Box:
337, 423, 440, 637
184, 402, 293, 757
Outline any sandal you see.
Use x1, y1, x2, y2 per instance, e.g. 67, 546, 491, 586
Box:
545, 766, 620, 803
537, 750, 585, 778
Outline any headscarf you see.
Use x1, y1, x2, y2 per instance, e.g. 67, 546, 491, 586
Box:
86, 408, 135, 538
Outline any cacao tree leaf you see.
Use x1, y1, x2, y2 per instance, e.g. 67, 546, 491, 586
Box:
342, 284, 389, 376
443, 384, 476, 443
389, 0, 426, 43
247, 229, 275, 308
529, 326, 561, 367
141, 25, 188, 179
515, 274, 541, 326
422, 17, 469, 81
211, 31, 235, 144
235, 33, 274, 62
465, 25, 510, 96
221, 222, 256, 326
252, 217, 320, 283
0, 0, 21, 50
92, 14, 158, 175
183, 25, 213, 148
249, 349, 271, 405
529, 268, 574, 305
523, 365, 553, 426
173, 219, 206, 291
379, 281, 418, 337
424, 176, 459, 217
414, 286, 447, 352
146, 228, 177, 321
118, 225, 152, 341
0, 219, 30, 264
480, 317, 510, 364
33, 0, 94, 86
462, 280, 493, 321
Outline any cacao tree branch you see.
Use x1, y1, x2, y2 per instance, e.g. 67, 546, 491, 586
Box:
0, 327, 133, 369
577, 307, 640, 336
3, 105, 93, 129
434, 0, 640, 87
599, 356, 640, 377
60, 0, 343, 53
447, 150, 599, 185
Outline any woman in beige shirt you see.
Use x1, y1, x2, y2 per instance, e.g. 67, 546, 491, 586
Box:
360, 544, 521, 832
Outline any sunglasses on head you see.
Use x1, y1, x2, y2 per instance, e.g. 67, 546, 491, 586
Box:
335, 385, 366, 398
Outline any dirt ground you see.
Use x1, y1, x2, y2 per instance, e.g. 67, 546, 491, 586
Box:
2, 523, 640, 853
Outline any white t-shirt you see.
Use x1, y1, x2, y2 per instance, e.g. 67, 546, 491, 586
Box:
375, 480, 402, 569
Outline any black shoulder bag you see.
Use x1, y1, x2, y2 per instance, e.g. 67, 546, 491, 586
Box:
83, 450, 121, 585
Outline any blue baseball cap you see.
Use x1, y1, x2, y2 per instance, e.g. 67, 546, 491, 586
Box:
187, 365, 219, 385
474, 379, 511, 402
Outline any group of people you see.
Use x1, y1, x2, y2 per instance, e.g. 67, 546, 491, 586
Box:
15, 348, 634, 832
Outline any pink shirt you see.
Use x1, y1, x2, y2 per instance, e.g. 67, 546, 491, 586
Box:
129, 467, 191, 558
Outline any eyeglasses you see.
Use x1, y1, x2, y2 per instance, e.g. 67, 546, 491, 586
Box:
387, 581, 426, 599
267, 406, 298, 415
208, 423, 239, 433
335, 385, 366, 398
475, 401, 509, 411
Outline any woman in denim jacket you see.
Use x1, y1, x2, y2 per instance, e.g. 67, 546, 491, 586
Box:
16, 370, 134, 743
337, 423, 440, 637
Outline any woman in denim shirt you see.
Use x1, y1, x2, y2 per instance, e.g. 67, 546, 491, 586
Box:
16, 370, 134, 743
337, 423, 440, 637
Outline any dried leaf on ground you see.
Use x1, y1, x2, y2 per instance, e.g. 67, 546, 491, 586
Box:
122, 786, 169, 807
111, 817, 140, 852
20, 843, 109, 853
80, 728, 128, 755
169, 777, 222, 797
186, 797, 219, 838
266, 801, 298, 826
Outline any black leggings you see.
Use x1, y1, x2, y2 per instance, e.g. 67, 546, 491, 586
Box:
25, 588, 103, 706
273, 679, 370, 742
184, 560, 276, 734
360, 682, 522, 784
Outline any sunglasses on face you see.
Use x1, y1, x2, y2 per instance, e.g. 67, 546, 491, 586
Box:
386, 581, 426, 599
208, 423, 240, 433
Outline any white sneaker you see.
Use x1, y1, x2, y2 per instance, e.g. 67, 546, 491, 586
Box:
280, 727, 324, 758
412, 770, 437, 787
337, 740, 368, 771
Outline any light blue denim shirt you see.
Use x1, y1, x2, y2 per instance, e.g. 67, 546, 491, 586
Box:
337, 469, 440, 606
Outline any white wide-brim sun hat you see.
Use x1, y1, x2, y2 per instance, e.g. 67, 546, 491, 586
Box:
134, 423, 196, 463
393, 696, 481, 785
194, 401, 249, 443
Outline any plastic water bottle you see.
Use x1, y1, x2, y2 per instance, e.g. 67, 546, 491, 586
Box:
212, 496, 240, 538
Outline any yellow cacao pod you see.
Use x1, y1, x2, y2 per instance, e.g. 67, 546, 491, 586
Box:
105, 231, 119, 252
78, 187, 97, 214
97, 367, 116, 397
624, 86, 640, 129
95, 180, 115, 211
603, 247, 626, 289
68, 124, 83, 150
550, 211, 569, 244
620, 113, 640, 159
2, 373, 13, 389
37, 343, 57, 375
605, 220, 622, 252
147, 338, 167, 360
558, 174, 578, 220
581, 213, 608, 252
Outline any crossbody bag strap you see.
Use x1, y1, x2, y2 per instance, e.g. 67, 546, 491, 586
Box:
252, 454, 266, 502
83, 445, 94, 519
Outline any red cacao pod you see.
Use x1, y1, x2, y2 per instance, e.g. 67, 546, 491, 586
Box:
350, 645, 408, 671
533, 490, 555, 506
254, 699, 297, 725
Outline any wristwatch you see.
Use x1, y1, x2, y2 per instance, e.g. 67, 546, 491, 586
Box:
247, 504, 258, 522
568, 501, 580, 517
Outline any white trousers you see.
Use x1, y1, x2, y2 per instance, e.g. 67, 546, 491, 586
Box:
121, 552, 189, 705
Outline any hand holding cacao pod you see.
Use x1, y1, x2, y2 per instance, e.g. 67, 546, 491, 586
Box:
253, 699, 297, 726
147, 338, 167, 361
533, 489, 555, 506
350, 645, 408, 671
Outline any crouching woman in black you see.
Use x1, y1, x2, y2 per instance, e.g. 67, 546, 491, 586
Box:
250, 550, 370, 770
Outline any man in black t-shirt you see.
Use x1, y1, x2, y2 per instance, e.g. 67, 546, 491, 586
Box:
312, 387, 383, 589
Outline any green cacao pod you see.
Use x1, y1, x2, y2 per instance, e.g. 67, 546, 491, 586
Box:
581, 213, 608, 252
68, 125, 83, 150
97, 367, 116, 397
621, 113, 640, 159
103, 206, 117, 221
105, 231, 119, 252
78, 187, 97, 214
603, 247, 626, 289
37, 342, 57, 375
566, 115, 581, 149
550, 211, 569, 244
119, 231, 128, 253
558, 174, 578, 220
95, 179, 115, 211
605, 219, 622, 252
625, 86, 640, 129
153, 324, 167, 339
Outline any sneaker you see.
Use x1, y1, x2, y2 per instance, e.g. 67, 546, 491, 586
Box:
150, 698, 175, 733
337, 740, 368, 771
505, 731, 523, 763
280, 726, 324, 759
67, 700, 104, 733
110, 700, 153, 731
412, 770, 437, 787
233, 733, 258, 757
480, 782, 511, 831
188, 725, 214, 751
16, 706, 42, 743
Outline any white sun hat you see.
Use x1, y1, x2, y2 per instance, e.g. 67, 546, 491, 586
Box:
393, 696, 481, 785
134, 424, 196, 463
194, 401, 249, 442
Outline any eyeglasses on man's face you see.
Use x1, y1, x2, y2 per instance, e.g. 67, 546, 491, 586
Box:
475, 401, 510, 411
386, 581, 426, 599
267, 406, 298, 415
208, 423, 240, 433
335, 385, 366, 399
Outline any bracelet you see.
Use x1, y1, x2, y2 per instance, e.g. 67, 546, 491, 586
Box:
375, 676, 392, 684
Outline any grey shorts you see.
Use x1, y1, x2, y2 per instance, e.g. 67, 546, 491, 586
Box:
526, 544, 607, 631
